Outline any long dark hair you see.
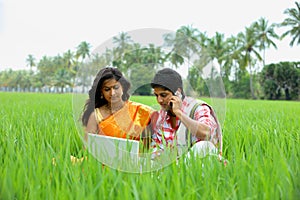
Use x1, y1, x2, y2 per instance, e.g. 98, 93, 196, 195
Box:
81, 67, 131, 126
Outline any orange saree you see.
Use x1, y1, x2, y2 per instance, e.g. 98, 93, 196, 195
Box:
94, 101, 153, 140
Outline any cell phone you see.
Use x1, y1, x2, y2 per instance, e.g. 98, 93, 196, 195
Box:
175, 91, 182, 100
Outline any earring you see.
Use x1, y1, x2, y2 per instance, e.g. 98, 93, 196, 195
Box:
100, 94, 103, 99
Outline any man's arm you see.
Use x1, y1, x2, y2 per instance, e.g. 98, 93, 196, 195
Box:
173, 108, 211, 140
170, 95, 216, 140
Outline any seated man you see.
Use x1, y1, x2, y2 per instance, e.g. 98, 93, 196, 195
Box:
150, 68, 223, 161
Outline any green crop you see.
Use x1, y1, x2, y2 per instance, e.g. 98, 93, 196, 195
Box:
0, 93, 299, 199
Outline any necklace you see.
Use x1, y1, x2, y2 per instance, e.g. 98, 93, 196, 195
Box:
104, 102, 125, 114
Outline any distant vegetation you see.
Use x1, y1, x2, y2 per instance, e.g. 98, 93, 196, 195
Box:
0, 2, 299, 100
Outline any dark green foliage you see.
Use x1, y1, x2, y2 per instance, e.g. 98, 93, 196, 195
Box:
231, 73, 251, 99
260, 62, 300, 100
129, 64, 155, 96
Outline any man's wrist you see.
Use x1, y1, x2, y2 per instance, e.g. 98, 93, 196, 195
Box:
173, 109, 182, 117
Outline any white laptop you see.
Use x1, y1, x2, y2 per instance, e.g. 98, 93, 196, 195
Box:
87, 133, 140, 168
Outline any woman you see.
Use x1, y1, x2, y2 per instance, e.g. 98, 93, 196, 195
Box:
81, 67, 153, 142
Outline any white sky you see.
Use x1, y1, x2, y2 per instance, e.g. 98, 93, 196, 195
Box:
0, 0, 299, 71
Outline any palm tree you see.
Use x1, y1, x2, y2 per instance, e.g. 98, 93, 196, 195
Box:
237, 26, 262, 99
189, 32, 210, 74
75, 41, 91, 93
53, 68, 71, 93
103, 48, 113, 66
113, 32, 133, 59
280, 1, 300, 46
76, 41, 91, 62
112, 32, 134, 70
164, 25, 201, 68
63, 50, 78, 92
254, 17, 279, 66
207, 32, 229, 78
123, 43, 143, 66
143, 44, 165, 69
63, 50, 75, 69
26, 54, 36, 71
224, 36, 244, 82
36, 55, 56, 91
18, 70, 32, 92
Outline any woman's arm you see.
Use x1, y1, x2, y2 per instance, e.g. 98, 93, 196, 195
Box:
84, 111, 99, 141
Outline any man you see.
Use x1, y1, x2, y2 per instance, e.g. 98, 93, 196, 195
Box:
150, 68, 223, 160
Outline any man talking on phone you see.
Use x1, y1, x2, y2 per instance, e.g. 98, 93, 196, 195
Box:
150, 68, 223, 161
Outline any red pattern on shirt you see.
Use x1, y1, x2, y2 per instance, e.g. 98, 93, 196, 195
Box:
151, 97, 218, 153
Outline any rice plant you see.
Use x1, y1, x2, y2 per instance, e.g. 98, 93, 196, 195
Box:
0, 92, 299, 199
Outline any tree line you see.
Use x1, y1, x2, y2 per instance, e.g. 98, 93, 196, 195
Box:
0, 2, 299, 100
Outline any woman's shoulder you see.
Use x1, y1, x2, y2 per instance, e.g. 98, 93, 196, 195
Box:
94, 107, 104, 123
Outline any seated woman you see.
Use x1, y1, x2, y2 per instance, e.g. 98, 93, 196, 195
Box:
81, 67, 153, 145
53, 67, 153, 166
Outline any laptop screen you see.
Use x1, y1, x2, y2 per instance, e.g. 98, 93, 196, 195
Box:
87, 133, 140, 167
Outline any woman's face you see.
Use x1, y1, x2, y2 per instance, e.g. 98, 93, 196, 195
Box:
101, 78, 123, 104
153, 87, 173, 111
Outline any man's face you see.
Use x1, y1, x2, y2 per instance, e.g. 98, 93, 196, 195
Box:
153, 87, 173, 111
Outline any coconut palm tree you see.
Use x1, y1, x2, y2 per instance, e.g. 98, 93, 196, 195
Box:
237, 26, 262, 99
102, 48, 113, 66
26, 54, 36, 71
254, 17, 279, 66
63, 50, 75, 69
207, 32, 229, 78
112, 32, 134, 71
113, 32, 133, 59
53, 68, 72, 93
224, 36, 244, 82
123, 43, 143, 66
142, 43, 165, 69
280, 1, 300, 46
188, 31, 210, 73
76, 41, 91, 62
164, 25, 201, 68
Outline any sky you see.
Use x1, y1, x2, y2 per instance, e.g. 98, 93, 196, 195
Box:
0, 0, 299, 71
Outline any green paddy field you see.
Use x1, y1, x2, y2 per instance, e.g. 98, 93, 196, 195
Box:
0, 92, 299, 199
